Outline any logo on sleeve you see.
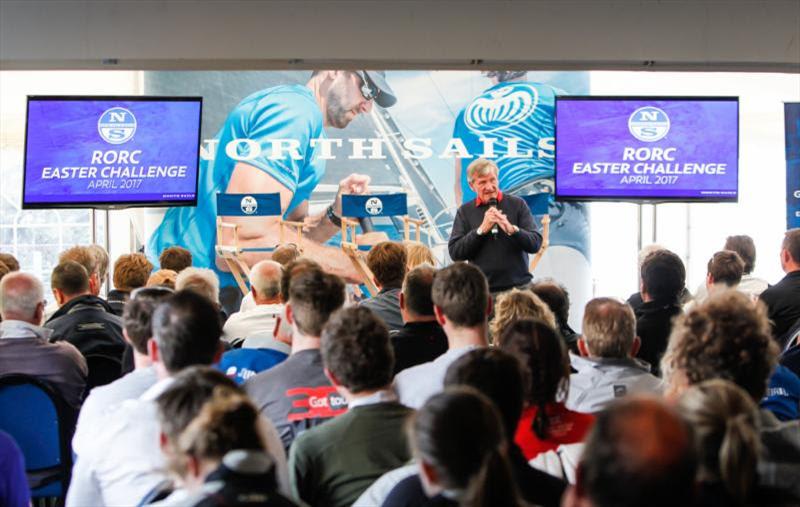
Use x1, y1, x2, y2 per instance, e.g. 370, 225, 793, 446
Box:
628, 106, 670, 142
98, 107, 137, 144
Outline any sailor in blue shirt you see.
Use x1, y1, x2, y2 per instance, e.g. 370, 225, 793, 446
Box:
148, 71, 396, 287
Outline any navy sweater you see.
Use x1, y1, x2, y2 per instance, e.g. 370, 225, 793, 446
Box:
448, 194, 542, 292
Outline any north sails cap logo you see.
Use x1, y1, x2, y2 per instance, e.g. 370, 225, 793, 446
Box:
465, 83, 539, 134
365, 197, 383, 216
240, 196, 258, 215
628, 106, 670, 142
98, 107, 137, 144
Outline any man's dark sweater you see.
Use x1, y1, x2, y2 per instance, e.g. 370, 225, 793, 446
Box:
760, 271, 800, 348
634, 299, 682, 377
448, 193, 541, 292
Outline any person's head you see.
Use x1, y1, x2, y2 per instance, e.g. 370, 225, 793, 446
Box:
640, 249, 686, 303
444, 348, 525, 438
122, 286, 175, 357
780, 228, 800, 272
404, 242, 435, 270
286, 268, 345, 339
724, 235, 757, 275
50, 260, 90, 306
431, 262, 490, 330
113, 253, 154, 293
59, 245, 101, 295
676, 379, 760, 500
0, 262, 9, 284
706, 250, 745, 288
529, 280, 572, 335
249, 260, 283, 305
366, 241, 406, 290
400, 264, 436, 321
147, 269, 178, 289
411, 387, 521, 507
567, 396, 696, 507
271, 243, 301, 266
321, 306, 393, 395
150, 290, 223, 376
466, 158, 500, 203
88, 244, 109, 287
0, 272, 45, 324
279, 257, 321, 303
498, 319, 570, 440
0, 253, 20, 272
159, 246, 193, 273
309, 70, 395, 128
491, 289, 556, 341
580, 298, 639, 359
175, 267, 220, 306
157, 367, 264, 491
662, 290, 778, 401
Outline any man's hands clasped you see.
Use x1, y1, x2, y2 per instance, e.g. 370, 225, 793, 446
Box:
478, 207, 516, 235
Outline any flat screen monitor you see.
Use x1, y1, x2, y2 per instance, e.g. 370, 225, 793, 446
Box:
23, 96, 202, 208
555, 96, 739, 202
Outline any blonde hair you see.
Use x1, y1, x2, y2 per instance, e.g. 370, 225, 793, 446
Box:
404, 242, 435, 269
466, 158, 499, 183
59, 245, 100, 277
176, 267, 220, 304
147, 269, 178, 289
491, 289, 556, 343
677, 379, 760, 500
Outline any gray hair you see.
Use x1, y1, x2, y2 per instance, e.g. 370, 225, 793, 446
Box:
0, 272, 44, 321
175, 267, 220, 305
249, 260, 283, 301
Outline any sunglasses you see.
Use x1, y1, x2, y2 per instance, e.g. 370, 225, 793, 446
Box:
355, 71, 380, 102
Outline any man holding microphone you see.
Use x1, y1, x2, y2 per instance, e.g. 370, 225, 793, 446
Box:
448, 159, 542, 294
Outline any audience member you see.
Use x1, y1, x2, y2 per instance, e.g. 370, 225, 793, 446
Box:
626, 243, 667, 311
223, 260, 283, 343
499, 320, 594, 461
108, 253, 154, 315
394, 262, 490, 408
360, 241, 407, 331
677, 379, 797, 506
175, 267, 226, 323
386, 388, 525, 507
529, 280, 579, 352
245, 268, 347, 450
159, 245, 193, 273
568, 298, 662, 413
88, 244, 110, 289
0, 430, 30, 507
405, 242, 436, 269
66, 290, 288, 506
46, 260, 125, 361
689, 250, 745, 309
761, 363, 800, 422
0, 253, 20, 272
0, 272, 87, 409
661, 291, 800, 496
760, 228, 800, 348
490, 288, 555, 342
634, 249, 685, 375
0, 262, 9, 284
146, 269, 178, 289
238, 244, 301, 312
72, 286, 173, 457
695, 236, 769, 302
290, 306, 412, 507
390, 264, 448, 375
562, 396, 696, 507
149, 367, 297, 507
59, 245, 104, 297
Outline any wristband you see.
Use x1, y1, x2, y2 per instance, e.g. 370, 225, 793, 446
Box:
326, 204, 342, 227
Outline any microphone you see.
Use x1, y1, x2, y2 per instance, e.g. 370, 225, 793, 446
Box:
488, 198, 498, 235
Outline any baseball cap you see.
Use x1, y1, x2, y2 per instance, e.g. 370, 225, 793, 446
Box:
356, 70, 397, 108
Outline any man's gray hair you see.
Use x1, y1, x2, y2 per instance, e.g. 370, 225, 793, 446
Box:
249, 260, 283, 301
0, 272, 44, 320
582, 297, 636, 358
175, 267, 220, 305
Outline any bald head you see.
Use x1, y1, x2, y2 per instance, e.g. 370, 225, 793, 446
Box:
574, 396, 695, 507
0, 272, 45, 324
250, 260, 283, 304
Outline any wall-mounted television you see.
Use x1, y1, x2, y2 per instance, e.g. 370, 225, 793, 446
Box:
23, 96, 202, 209
555, 96, 739, 202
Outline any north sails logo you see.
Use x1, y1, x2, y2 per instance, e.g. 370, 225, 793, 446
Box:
365, 197, 383, 215
98, 107, 136, 144
465, 83, 539, 134
628, 106, 670, 142
240, 195, 258, 215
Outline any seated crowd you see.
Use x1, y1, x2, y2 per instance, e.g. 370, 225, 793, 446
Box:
0, 230, 799, 507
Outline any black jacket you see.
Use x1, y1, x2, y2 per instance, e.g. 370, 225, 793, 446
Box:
45, 294, 125, 360
760, 271, 800, 349
390, 321, 449, 376
634, 299, 682, 377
